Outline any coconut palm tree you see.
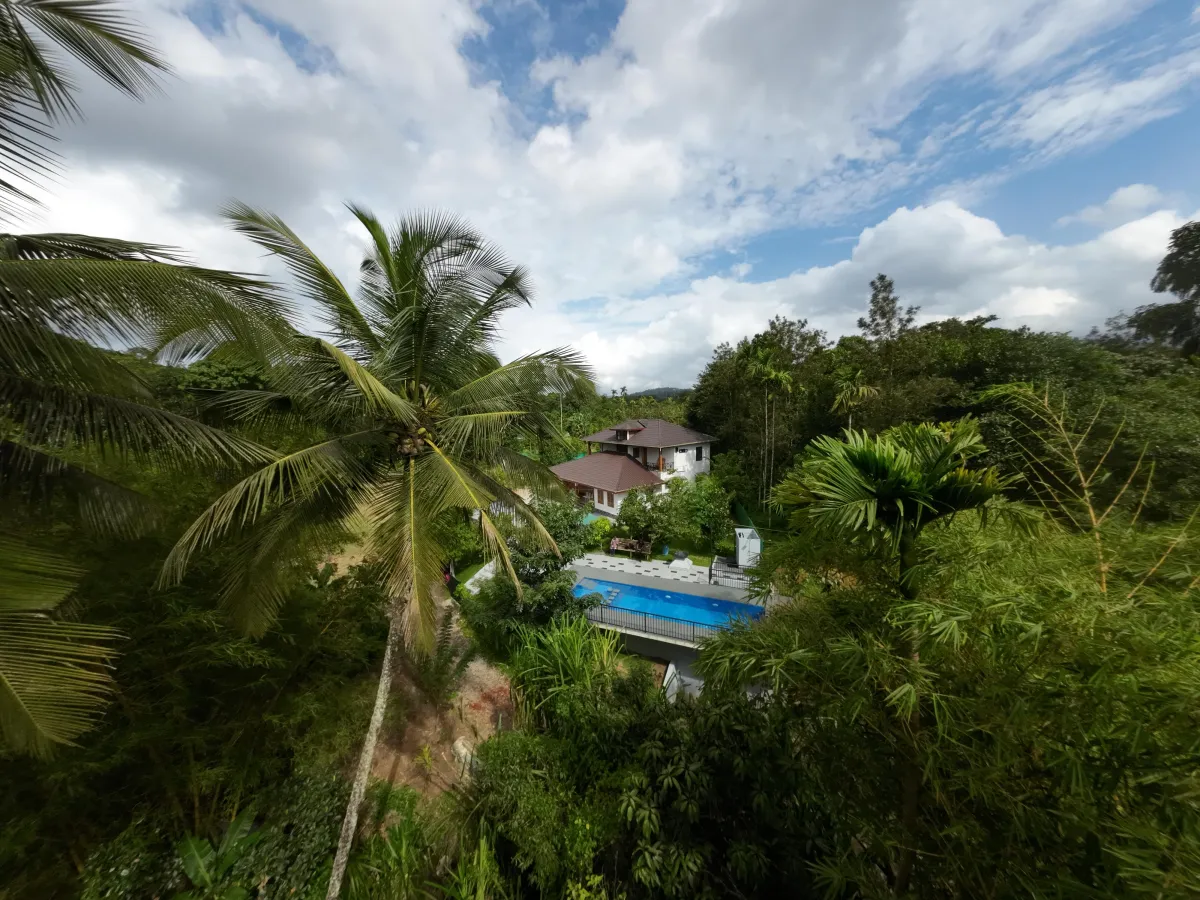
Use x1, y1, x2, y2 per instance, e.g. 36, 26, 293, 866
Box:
0, 1, 295, 757
0, 0, 167, 218
769, 417, 1012, 891
158, 203, 589, 899
1, 232, 290, 755
831, 367, 878, 431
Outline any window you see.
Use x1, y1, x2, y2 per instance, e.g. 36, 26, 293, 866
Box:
696, 445, 704, 461
607, 491, 614, 506
615, 429, 627, 441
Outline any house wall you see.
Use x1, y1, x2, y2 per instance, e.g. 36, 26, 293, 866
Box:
665, 443, 711, 481
593, 442, 712, 482
592, 487, 624, 515
588, 483, 668, 517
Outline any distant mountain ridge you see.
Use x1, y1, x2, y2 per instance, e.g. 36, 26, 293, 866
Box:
627, 387, 688, 400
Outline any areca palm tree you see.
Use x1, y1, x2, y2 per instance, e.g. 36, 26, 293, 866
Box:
774, 418, 1011, 590
831, 367, 878, 431
158, 203, 589, 899
747, 349, 794, 507
770, 417, 1013, 891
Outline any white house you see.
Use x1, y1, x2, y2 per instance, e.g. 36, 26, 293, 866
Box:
550, 418, 716, 516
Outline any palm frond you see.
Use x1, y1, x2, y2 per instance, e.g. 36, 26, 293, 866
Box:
213, 495, 358, 635
222, 201, 381, 356
437, 410, 525, 457
469, 463, 561, 558
2, 371, 275, 466
489, 445, 571, 502
14, 0, 167, 109
0, 1, 167, 218
0, 533, 117, 756
309, 337, 418, 424
443, 349, 591, 415
423, 438, 523, 594
0, 531, 80, 609
0, 611, 118, 755
0, 231, 183, 261
1, 313, 153, 395
359, 459, 451, 651
0, 439, 155, 535
0, 254, 292, 363
158, 431, 385, 593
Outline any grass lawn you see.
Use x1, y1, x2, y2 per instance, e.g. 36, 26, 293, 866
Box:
455, 560, 486, 585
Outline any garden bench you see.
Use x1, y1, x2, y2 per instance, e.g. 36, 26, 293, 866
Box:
609, 537, 651, 558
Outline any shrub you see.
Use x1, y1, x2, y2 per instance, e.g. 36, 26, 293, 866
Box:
409, 609, 477, 709
587, 516, 613, 550
458, 573, 596, 661
461, 731, 602, 894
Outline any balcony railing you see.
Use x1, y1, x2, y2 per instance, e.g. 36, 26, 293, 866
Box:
585, 603, 727, 645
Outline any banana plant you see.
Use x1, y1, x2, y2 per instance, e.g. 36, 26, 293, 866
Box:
173, 809, 262, 900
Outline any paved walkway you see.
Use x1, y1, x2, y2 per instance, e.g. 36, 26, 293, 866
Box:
576, 551, 711, 585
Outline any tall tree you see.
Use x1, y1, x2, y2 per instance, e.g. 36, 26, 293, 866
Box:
158, 204, 589, 899
831, 367, 878, 431
858, 273, 918, 341
1118, 220, 1200, 353
746, 348, 793, 506
767, 418, 1012, 891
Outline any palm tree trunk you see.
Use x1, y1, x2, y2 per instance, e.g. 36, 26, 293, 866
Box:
893, 536, 922, 894
770, 396, 776, 487
325, 612, 399, 899
761, 387, 769, 506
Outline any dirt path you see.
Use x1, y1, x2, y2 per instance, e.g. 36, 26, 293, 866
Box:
369, 590, 513, 797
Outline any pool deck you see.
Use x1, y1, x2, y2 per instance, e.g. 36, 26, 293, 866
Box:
570, 561, 751, 604
574, 552, 715, 587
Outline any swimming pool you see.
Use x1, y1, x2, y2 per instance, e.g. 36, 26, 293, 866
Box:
574, 576, 763, 629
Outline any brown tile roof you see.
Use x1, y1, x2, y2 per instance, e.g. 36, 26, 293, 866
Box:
550, 452, 665, 493
581, 418, 714, 448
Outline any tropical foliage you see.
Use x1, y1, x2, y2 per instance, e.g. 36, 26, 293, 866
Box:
8, 3, 1200, 898
0, 6, 288, 757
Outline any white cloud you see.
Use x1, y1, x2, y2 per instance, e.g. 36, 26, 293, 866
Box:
559, 202, 1193, 390
22, 1, 1200, 391
1057, 183, 1167, 227
990, 49, 1200, 159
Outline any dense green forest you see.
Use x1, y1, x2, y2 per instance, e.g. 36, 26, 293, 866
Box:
4, 3, 1200, 899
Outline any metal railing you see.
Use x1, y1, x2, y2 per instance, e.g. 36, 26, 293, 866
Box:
709, 557, 754, 590
585, 603, 726, 645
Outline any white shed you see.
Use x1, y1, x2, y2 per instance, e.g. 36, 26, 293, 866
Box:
734, 527, 761, 568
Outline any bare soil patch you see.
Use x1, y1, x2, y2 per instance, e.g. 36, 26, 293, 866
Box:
370, 610, 513, 797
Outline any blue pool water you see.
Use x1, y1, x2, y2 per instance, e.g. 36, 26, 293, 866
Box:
574, 576, 763, 628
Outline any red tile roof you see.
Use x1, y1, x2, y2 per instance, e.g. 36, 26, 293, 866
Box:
581, 418, 714, 448
550, 452, 664, 493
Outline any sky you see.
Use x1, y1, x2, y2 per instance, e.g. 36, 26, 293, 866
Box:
28, 0, 1200, 390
